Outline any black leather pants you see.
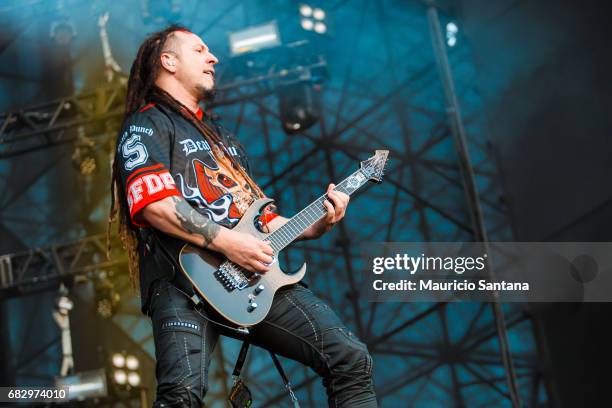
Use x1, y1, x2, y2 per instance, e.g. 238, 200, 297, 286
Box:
149, 279, 378, 407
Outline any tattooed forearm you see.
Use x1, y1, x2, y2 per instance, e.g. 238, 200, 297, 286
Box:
171, 196, 220, 247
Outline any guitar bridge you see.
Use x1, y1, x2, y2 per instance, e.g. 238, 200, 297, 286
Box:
215, 262, 249, 291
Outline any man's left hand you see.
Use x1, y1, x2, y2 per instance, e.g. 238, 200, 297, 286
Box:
302, 183, 350, 240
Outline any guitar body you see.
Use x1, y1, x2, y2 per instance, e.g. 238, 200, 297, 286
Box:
178, 198, 306, 327
178, 150, 389, 328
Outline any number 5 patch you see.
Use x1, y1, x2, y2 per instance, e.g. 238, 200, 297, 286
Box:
122, 133, 149, 170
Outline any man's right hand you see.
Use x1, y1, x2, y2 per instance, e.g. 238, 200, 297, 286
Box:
210, 228, 274, 273
142, 195, 274, 273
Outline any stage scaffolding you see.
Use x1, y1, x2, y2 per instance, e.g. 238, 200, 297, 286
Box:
0, 1, 545, 406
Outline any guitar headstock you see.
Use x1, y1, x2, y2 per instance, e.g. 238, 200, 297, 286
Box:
360, 150, 389, 183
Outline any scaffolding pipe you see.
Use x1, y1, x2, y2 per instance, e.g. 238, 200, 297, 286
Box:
426, 4, 523, 407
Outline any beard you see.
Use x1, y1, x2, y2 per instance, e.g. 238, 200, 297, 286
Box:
196, 84, 217, 103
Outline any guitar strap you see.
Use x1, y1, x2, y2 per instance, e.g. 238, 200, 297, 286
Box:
139, 227, 179, 281
232, 341, 250, 378
232, 342, 300, 408
269, 351, 301, 408
144, 228, 204, 303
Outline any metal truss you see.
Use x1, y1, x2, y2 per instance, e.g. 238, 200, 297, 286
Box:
0, 0, 546, 407
0, 232, 161, 405
0, 234, 124, 298
0, 60, 327, 160
0, 83, 126, 159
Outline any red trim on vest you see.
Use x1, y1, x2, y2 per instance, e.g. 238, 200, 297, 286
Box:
126, 163, 165, 185
180, 106, 204, 120
139, 103, 156, 113
126, 169, 180, 227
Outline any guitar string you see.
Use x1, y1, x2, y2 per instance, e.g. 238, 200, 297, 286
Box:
223, 175, 357, 280
268, 175, 358, 251
223, 164, 379, 281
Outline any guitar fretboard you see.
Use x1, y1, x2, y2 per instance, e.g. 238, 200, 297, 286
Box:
266, 169, 370, 253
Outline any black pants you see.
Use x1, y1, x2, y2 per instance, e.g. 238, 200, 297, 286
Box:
149, 279, 378, 407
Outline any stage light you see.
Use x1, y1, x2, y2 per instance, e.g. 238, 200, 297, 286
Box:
229, 21, 281, 56
313, 8, 326, 20
113, 369, 127, 385
299, 4, 313, 17
55, 369, 108, 401
314, 22, 327, 34
446, 22, 458, 47
125, 355, 139, 370
299, 4, 328, 34
127, 372, 141, 387
109, 351, 143, 396
57, 295, 73, 312
72, 132, 98, 176
299, 9, 327, 34
94, 274, 120, 319
50, 20, 76, 45
112, 353, 125, 368
301, 18, 314, 31
278, 82, 320, 135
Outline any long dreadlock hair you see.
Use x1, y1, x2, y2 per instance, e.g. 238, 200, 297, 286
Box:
108, 25, 265, 291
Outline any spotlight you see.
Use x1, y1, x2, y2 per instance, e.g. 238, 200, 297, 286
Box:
55, 369, 108, 401
446, 22, 458, 47
72, 146, 97, 176
50, 20, 76, 45
299, 4, 313, 17
57, 295, 74, 312
125, 355, 139, 370
299, 6, 328, 35
94, 274, 120, 319
109, 351, 142, 394
312, 8, 325, 20
72, 131, 97, 176
301, 18, 314, 31
228, 21, 281, 56
111, 353, 125, 368
127, 372, 141, 387
278, 82, 320, 135
113, 370, 127, 385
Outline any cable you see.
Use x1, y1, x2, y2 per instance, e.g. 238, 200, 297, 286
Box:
171, 284, 250, 336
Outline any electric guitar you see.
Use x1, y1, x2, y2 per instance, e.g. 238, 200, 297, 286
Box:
179, 150, 389, 327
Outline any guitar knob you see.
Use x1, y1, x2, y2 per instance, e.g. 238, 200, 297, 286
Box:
247, 303, 258, 313
254, 284, 265, 295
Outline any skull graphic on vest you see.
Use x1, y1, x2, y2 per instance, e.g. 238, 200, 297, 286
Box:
176, 156, 255, 225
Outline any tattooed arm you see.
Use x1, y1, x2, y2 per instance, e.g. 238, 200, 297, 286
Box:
170, 196, 220, 247
141, 196, 273, 273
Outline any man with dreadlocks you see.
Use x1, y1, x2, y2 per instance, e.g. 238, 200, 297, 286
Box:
109, 25, 377, 408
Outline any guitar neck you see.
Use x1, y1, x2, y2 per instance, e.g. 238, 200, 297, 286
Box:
267, 169, 370, 253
